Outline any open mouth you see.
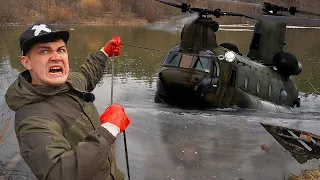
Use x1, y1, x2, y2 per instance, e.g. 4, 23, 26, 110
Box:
49, 66, 63, 74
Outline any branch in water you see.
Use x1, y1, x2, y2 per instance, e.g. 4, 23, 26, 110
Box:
307, 74, 320, 94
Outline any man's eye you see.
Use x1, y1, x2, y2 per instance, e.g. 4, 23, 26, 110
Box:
40, 50, 48, 54
58, 49, 66, 53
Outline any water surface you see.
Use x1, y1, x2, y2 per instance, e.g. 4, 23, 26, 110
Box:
0, 25, 320, 180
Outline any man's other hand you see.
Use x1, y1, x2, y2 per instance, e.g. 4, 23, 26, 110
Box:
100, 104, 130, 137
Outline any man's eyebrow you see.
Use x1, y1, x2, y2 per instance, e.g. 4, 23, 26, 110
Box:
37, 45, 66, 50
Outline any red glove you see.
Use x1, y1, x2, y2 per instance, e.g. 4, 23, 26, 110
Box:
103, 36, 122, 57
100, 104, 130, 134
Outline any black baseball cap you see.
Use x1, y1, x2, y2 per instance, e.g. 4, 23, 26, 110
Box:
19, 24, 69, 56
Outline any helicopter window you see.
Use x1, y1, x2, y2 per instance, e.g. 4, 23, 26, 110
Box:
214, 61, 220, 76
192, 56, 211, 73
249, 33, 261, 51
163, 52, 181, 67
269, 85, 272, 98
244, 76, 249, 89
179, 55, 193, 68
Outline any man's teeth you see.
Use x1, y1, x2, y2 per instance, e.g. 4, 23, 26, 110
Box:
50, 66, 62, 73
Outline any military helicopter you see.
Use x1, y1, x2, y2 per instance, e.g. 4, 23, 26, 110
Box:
153, 0, 320, 112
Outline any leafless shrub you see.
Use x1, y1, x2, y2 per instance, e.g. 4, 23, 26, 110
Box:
0, 103, 12, 149
79, 0, 104, 20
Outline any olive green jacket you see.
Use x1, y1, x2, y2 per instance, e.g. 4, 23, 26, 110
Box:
5, 51, 125, 180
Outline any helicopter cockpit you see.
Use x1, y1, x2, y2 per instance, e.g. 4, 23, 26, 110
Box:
157, 45, 222, 107
163, 47, 220, 77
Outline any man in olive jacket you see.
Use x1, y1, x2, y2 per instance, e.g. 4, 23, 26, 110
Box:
5, 24, 130, 180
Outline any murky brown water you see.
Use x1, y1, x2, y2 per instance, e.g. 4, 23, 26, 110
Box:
0, 25, 320, 180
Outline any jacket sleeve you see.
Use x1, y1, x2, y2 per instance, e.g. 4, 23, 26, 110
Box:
16, 116, 115, 180
69, 51, 109, 92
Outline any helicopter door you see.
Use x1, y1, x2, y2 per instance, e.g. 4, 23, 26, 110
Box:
176, 55, 194, 87
190, 56, 213, 95
160, 52, 194, 88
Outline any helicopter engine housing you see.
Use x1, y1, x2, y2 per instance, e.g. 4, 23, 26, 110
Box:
180, 17, 219, 54
273, 51, 302, 76
248, 21, 286, 64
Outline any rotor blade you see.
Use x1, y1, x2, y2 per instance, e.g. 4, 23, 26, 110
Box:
296, 10, 320, 17
208, 0, 262, 8
154, 0, 182, 9
210, 0, 320, 18
244, 14, 320, 25
147, 13, 199, 33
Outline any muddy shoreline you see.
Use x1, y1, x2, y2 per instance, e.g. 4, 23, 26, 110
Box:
0, 13, 149, 27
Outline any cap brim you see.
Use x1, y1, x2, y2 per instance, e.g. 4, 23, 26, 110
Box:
22, 31, 69, 55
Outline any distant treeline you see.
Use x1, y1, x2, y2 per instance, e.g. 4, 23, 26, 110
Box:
0, 0, 320, 25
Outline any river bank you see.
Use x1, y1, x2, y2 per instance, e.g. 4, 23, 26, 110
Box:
0, 13, 149, 27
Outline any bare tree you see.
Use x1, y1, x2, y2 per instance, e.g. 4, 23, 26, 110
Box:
0, 0, 319, 25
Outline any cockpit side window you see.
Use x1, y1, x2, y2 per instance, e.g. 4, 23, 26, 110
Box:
192, 56, 211, 73
163, 52, 181, 67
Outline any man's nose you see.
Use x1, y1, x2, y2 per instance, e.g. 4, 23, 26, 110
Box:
50, 50, 62, 60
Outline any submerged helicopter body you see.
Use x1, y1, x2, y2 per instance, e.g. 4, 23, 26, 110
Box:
153, 0, 320, 112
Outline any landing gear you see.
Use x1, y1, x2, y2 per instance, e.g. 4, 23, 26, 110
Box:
154, 92, 161, 103
293, 97, 301, 108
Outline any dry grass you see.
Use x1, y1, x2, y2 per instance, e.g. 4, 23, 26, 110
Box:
96, 13, 148, 26
288, 170, 320, 180
0, 102, 15, 179
0, 103, 12, 148
79, 0, 104, 20
47, 1, 78, 23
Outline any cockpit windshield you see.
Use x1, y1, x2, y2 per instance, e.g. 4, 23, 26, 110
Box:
163, 52, 219, 76
192, 56, 211, 73
163, 52, 181, 67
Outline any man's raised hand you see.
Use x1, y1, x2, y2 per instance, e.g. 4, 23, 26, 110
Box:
102, 36, 122, 57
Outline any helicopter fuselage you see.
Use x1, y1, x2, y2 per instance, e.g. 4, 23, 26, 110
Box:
154, 15, 301, 112
155, 45, 299, 112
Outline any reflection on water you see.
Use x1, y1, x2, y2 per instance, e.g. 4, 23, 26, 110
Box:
118, 108, 320, 180
0, 25, 320, 179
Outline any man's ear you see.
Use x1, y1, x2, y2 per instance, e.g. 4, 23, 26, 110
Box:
20, 56, 32, 70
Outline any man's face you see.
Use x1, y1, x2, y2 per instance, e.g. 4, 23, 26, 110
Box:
21, 39, 69, 86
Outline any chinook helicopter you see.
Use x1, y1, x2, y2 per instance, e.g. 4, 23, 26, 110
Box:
153, 0, 320, 112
